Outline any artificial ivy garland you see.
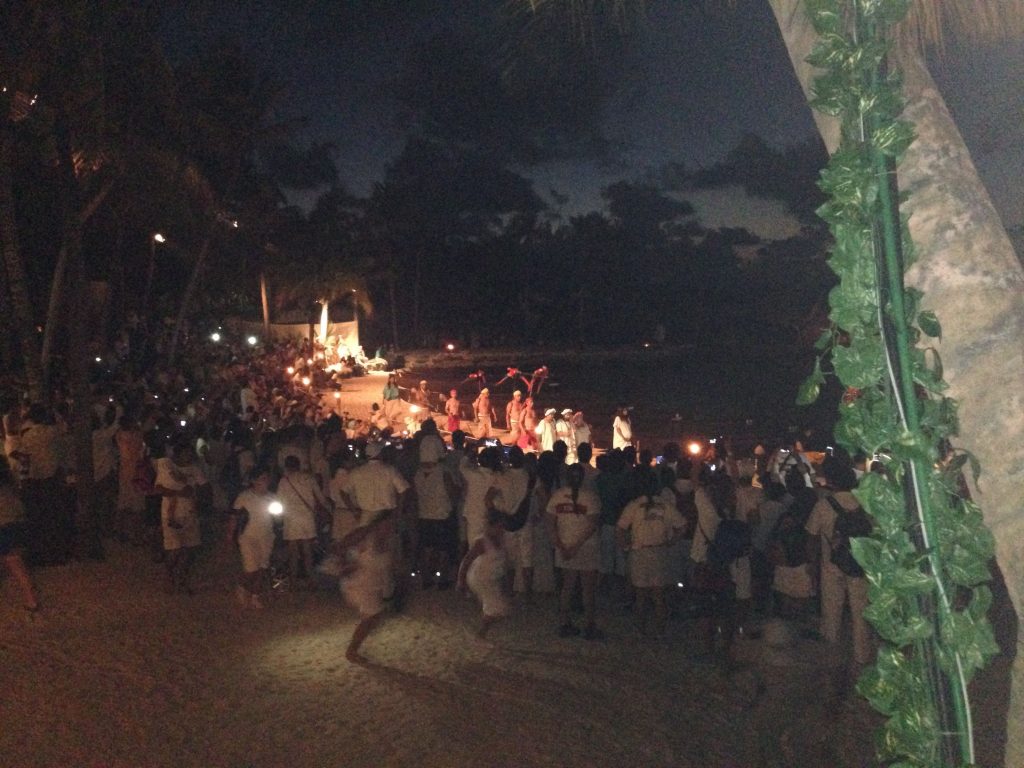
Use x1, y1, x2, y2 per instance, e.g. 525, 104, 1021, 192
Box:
797, 0, 999, 765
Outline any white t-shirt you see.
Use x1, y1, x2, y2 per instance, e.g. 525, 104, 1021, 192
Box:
612, 416, 632, 449
495, 467, 530, 514
156, 458, 207, 518
461, 464, 499, 541
233, 488, 277, 543
617, 496, 685, 549
277, 471, 326, 518
545, 486, 601, 549
535, 420, 556, 452
341, 460, 410, 514
414, 463, 454, 521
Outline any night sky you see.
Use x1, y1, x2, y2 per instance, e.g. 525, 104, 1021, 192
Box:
158, 0, 1024, 237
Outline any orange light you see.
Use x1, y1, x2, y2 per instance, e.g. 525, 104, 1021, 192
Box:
446, 343, 455, 351
687, 441, 702, 456
302, 376, 311, 387
286, 366, 294, 375
333, 392, 341, 400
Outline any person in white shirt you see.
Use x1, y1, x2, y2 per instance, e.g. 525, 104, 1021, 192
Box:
556, 408, 577, 464
612, 407, 633, 450
460, 447, 502, 546
278, 455, 330, 589
495, 446, 532, 593
572, 411, 592, 449
535, 408, 557, 453
229, 466, 278, 608
154, 437, 209, 595
546, 463, 603, 639
413, 437, 459, 588
617, 473, 686, 636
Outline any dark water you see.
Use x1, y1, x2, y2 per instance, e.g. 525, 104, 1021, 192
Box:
398, 343, 840, 453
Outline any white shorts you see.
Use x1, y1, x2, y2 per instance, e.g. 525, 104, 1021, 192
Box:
238, 534, 273, 573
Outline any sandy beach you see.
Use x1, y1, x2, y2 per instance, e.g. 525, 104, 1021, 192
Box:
2, 539, 886, 768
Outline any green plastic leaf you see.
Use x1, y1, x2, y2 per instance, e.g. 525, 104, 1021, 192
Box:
917, 310, 941, 339
796, 357, 825, 405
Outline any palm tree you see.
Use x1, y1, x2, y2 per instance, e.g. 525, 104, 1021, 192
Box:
269, 191, 374, 343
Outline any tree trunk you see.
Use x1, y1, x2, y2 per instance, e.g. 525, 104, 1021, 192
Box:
40, 243, 70, 390
0, 130, 45, 400
66, 217, 100, 560
897, 49, 1024, 768
110, 220, 125, 342
260, 271, 270, 335
168, 237, 211, 363
769, 4, 1024, 765
41, 178, 114, 386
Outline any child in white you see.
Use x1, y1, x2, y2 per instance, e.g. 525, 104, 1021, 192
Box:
458, 508, 509, 638
230, 467, 277, 608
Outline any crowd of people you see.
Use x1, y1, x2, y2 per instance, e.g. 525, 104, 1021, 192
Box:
0, 325, 875, 676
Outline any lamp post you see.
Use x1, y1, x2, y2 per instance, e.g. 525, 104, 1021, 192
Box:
143, 232, 165, 319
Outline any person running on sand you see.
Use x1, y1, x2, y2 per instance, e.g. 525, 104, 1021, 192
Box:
458, 507, 510, 639
339, 512, 395, 663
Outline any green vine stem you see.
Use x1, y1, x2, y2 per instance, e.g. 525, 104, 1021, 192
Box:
801, 1, 999, 765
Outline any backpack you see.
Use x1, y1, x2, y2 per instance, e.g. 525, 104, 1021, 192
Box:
767, 509, 809, 568
501, 475, 537, 533
706, 516, 752, 569
825, 495, 872, 577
